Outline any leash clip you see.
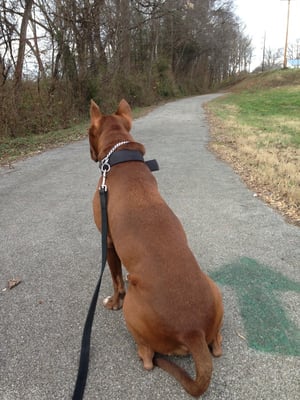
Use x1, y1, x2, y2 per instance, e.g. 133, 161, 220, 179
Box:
100, 161, 110, 191
100, 170, 107, 191
99, 140, 130, 191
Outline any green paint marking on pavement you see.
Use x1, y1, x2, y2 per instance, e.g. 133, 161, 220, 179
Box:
210, 257, 300, 356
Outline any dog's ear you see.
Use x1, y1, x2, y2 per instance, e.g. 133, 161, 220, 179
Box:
90, 99, 102, 124
89, 100, 102, 162
116, 99, 132, 130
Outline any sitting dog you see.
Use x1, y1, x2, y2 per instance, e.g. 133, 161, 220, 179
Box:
88, 99, 223, 397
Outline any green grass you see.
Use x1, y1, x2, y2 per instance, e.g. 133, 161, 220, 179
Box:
235, 89, 300, 119
213, 86, 300, 147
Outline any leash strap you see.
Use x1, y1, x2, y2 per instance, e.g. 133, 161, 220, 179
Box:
72, 188, 108, 400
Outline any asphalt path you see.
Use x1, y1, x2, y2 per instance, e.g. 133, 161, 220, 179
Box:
1, 94, 299, 400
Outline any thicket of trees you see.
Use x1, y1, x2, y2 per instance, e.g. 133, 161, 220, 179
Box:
0, 0, 252, 137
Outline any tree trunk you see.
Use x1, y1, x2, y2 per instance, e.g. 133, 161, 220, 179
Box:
117, 0, 131, 75
14, 0, 34, 86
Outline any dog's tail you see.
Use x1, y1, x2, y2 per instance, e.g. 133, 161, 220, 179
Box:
153, 333, 212, 398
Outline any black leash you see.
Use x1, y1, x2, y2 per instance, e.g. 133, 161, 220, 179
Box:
72, 187, 108, 400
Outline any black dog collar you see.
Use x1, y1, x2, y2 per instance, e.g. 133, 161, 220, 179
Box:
101, 149, 159, 172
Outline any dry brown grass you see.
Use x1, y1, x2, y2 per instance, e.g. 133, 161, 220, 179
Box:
206, 101, 300, 226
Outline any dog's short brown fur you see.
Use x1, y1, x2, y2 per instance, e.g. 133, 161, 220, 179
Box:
89, 99, 223, 397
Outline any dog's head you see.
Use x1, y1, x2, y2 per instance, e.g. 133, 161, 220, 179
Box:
88, 99, 133, 162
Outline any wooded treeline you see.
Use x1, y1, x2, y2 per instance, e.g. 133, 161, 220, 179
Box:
0, 0, 252, 137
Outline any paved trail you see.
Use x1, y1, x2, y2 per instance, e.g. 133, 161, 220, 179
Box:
1, 95, 299, 399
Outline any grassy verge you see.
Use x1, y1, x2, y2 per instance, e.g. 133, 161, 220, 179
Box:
0, 105, 156, 167
0, 122, 88, 166
206, 70, 300, 226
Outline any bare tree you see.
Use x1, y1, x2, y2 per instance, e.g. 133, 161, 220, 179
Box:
0, 0, 253, 136
14, 0, 33, 86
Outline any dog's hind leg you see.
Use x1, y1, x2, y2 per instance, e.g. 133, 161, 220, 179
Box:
138, 344, 154, 370
207, 277, 223, 357
210, 324, 223, 357
103, 243, 126, 310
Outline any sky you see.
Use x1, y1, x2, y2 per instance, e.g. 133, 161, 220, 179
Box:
234, 0, 300, 69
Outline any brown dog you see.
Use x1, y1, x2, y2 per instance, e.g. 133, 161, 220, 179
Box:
88, 99, 223, 397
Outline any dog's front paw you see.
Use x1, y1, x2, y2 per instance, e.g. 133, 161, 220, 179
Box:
103, 293, 125, 310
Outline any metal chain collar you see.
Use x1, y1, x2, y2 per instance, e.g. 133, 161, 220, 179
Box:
99, 141, 130, 191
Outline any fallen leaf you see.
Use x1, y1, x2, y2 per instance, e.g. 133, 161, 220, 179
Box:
8, 278, 22, 290
236, 331, 247, 341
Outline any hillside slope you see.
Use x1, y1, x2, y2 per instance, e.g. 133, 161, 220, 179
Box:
206, 69, 300, 226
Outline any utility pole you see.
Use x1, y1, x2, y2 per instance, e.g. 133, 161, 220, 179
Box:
283, 0, 291, 68
262, 32, 266, 72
